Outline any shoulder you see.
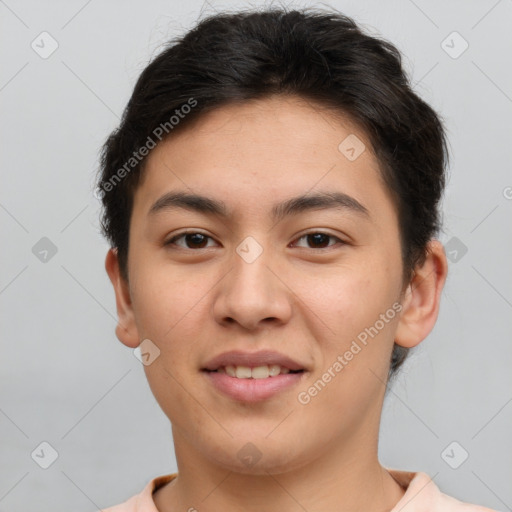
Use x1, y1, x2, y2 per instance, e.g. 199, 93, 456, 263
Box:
101, 473, 178, 512
387, 469, 498, 512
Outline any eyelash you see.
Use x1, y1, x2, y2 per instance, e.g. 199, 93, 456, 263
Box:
164, 230, 345, 250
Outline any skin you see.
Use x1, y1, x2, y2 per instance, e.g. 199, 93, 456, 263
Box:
106, 95, 448, 512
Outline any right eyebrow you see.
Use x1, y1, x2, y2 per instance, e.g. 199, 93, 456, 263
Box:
148, 191, 228, 218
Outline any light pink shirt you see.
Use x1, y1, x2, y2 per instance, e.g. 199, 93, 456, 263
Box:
102, 469, 497, 511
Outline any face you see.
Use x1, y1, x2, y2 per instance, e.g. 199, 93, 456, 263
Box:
107, 95, 435, 474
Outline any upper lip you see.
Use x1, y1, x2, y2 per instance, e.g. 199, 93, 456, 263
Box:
202, 350, 305, 372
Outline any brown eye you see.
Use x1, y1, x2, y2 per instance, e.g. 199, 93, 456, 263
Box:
166, 232, 215, 249
294, 232, 343, 249
307, 233, 330, 248
184, 233, 208, 248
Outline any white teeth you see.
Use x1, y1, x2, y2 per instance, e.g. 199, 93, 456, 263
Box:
218, 364, 295, 378
251, 365, 269, 379
235, 366, 252, 379
269, 364, 281, 377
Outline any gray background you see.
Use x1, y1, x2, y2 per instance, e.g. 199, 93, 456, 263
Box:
1, 0, 511, 510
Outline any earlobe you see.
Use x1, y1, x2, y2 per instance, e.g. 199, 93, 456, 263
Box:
394, 240, 448, 349
105, 248, 141, 348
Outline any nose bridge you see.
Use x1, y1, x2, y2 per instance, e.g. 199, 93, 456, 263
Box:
214, 235, 291, 328
232, 236, 272, 294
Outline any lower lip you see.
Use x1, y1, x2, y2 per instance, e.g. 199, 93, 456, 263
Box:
203, 371, 305, 402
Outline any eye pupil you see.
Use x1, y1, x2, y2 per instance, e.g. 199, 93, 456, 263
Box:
186, 233, 208, 248
307, 233, 330, 248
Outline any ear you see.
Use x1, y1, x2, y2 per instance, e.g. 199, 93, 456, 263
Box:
394, 240, 448, 348
105, 248, 140, 348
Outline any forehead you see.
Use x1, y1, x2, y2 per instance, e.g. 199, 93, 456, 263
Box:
133, 95, 392, 221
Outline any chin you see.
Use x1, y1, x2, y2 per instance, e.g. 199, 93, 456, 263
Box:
203, 438, 313, 476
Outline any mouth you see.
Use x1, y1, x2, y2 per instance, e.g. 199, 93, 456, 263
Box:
201, 350, 307, 402
203, 365, 304, 379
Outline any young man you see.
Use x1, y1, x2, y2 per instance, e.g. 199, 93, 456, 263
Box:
98, 8, 495, 512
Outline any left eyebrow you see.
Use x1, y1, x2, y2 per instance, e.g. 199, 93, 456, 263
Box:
148, 190, 370, 221
271, 191, 370, 223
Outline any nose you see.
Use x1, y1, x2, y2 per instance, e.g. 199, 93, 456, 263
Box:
212, 241, 293, 331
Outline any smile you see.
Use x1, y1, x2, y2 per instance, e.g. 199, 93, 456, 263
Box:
213, 364, 301, 379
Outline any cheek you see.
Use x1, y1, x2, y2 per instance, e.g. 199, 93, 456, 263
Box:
297, 273, 397, 427
298, 262, 399, 387
131, 267, 209, 427
299, 266, 391, 341
128, 255, 222, 377
130, 249, 196, 329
